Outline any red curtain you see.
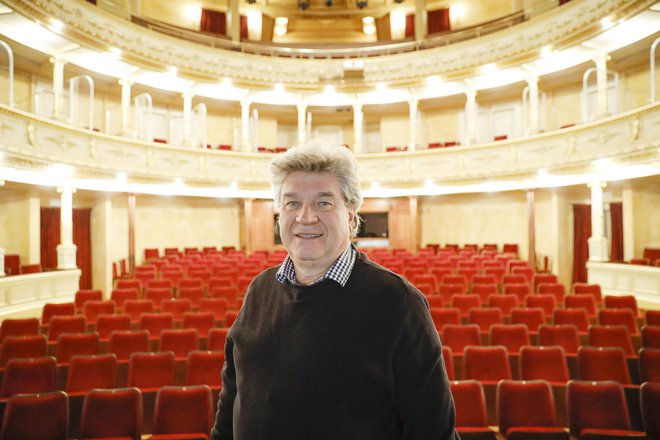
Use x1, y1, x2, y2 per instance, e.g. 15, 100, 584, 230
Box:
240, 15, 248, 40
201, 9, 226, 35
73, 209, 92, 289
405, 14, 415, 38
40, 208, 60, 271
610, 202, 623, 262
427, 8, 450, 34
572, 204, 591, 284
40, 207, 92, 289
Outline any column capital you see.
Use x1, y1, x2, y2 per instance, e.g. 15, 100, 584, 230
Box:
464, 87, 477, 100
56, 186, 77, 194
49, 56, 67, 66
586, 181, 607, 189
525, 75, 539, 86
592, 51, 612, 64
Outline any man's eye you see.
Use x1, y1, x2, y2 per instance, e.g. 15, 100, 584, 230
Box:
319, 201, 332, 208
285, 201, 299, 209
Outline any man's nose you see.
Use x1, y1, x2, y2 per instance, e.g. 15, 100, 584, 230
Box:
296, 204, 318, 224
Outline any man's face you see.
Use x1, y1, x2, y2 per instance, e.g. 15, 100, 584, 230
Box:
278, 171, 354, 272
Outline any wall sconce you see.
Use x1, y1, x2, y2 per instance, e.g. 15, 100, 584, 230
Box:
298, 0, 310, 10
356, 0, 367, 8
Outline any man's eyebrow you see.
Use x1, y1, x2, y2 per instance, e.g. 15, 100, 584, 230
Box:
282, 191, 337, 198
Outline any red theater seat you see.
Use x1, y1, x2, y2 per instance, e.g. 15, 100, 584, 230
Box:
0, 356, 57, 397
497, 379, 568, 439
151, 385, 213, 439
0, 391, 69, 440
450, 380, 497, 439
567, 380, 646, 439
519, 346, 569, 384
80, 387, 143, 440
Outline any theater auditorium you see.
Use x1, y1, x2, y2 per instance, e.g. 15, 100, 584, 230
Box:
0, 0, 659, 438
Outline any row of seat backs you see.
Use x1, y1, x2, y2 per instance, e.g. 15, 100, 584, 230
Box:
0, 384, 214, 440
451, 379, 658, 439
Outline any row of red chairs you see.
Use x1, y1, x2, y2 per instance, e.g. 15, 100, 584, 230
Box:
439, 322, 654, 358
0, 327, 229, 367
427, 295, 651, 330
0, 384, 214, 440
3, 378, 657, 440
1, 349, 223, 398
451, 379, 658, 439
431, 307, 658, 345
441, 342, 659, 385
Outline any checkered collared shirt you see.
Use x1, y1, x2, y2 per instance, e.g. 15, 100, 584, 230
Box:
275, 244, 356, 287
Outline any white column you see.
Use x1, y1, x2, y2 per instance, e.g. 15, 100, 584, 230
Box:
0, 179, 4, 276
414, 0, 426, 41
353, 100, 364, 154
527, 75, 540, 134
27, 197, 40, 264
250, 108, 259, 152
594, 52, 611, 118
306, 111, 312, 139
57, 186, 78, 269
465, 88, 478, 146
241, 98, 251, 151
408, 96, 418, 151
51, 57, 66, 120
588, 181, 609, 262
182, 86, 194, 147
527, 189, 536, 270
228, 0, 240, 42
297, 99, 307, 146
119, 77, 133, 136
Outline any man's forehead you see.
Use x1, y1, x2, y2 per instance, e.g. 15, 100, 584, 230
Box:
281, 171, 341, 194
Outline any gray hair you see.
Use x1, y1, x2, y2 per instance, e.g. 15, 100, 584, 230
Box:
269, 139, 363, 237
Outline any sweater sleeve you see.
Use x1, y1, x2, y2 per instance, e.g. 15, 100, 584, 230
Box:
392, 289, 459, 440
210, 335, 236, 440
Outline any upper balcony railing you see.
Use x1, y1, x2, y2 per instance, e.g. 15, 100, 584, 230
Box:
129, 4, 552, 60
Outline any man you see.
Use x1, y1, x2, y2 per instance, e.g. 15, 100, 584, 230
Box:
211, 140, 458, 440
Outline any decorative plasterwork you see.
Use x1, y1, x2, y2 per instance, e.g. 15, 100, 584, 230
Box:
1, 0, 655, 87
1, 102, 658, 193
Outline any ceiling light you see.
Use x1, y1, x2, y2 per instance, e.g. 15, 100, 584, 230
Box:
174, 177, 184, 187
117, 172, 127, 183
426, 75, 441, 85
274, 83, 284, 93
222, 77, 232, 87
324, 84, 335, 94
229, 181, 238, 190
51, 20, 64, 32
540, 46, 552, 57
450, 4, 466, 19
109, 47, 121, 58
376, 82, 386, 91
167, 66, 178, 75
185, 5, 202, 22
480, 63, 497, 74
48, 163, 74, 177
371, 181, 380, 190
362, 16, 375, 25
601, 17, 613, 29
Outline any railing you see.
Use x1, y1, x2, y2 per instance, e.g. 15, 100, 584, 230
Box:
129, 3, 554, 60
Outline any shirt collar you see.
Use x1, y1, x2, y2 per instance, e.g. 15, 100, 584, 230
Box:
276, 244, 356, 287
